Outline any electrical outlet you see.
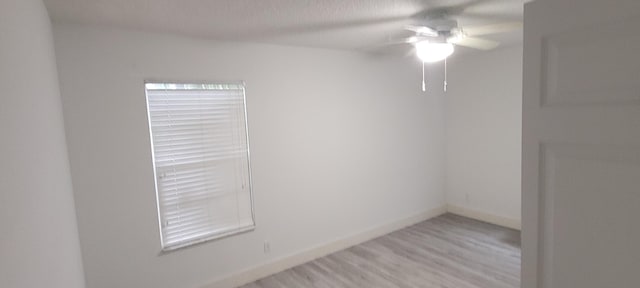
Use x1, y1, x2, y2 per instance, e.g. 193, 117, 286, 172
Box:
264, 240, 271, 254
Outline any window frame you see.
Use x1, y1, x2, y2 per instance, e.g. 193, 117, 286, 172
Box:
144, 80, 256, 252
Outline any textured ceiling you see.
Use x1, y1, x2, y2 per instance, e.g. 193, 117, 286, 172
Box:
43, 0, 525, 51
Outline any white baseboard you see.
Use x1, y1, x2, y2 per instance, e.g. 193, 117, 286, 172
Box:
200, 205, 448, 288
446, 204, 521, 230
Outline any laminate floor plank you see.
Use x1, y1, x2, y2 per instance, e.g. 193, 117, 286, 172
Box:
238, 213, 520, 288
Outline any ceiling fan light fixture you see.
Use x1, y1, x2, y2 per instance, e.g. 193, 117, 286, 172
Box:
415, 41, 454, 63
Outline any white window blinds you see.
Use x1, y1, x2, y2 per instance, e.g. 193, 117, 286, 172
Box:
145, 82, 254, 251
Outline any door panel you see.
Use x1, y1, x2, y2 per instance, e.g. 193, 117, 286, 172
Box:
541, 144, 640, 287
542, 18, 640, 106
523, 1, 640, 288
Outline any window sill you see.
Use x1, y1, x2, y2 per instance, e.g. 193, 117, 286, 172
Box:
159, 224, 255, 254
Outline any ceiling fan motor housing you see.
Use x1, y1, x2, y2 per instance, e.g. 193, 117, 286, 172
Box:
425, 18, 459, 33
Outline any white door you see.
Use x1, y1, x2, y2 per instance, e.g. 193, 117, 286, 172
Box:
522, 1, 640, 288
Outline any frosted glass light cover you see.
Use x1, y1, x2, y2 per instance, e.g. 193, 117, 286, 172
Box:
415, 42, 454, 63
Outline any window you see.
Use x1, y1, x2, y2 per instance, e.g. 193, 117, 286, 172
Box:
145, 82, 254, 251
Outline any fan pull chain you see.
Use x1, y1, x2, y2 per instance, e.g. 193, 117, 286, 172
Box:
422, 61, 426, 92
444, 58, 448, 92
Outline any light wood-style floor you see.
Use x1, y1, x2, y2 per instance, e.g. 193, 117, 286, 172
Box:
239, 213, 520, 288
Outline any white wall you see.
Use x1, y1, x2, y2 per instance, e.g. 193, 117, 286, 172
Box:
0, 1, 85, 288
53, 24, 446, 288
445, 45, 523, 228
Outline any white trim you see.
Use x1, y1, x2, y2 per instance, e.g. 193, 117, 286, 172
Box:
161, 225, 255, 253
198, 205, 448, 288
446, 204, 521, 230
144, 81, 255, 252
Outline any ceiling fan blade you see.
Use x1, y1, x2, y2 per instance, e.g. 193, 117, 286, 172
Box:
405, 47, 417, 58
376, 35, 433, 47
452, 37, 500, 50
463, 22, 523, 36
404, 25, 438, 37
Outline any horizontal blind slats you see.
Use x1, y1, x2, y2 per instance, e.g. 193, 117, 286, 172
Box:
158, 180, 223, 197
159, 189, 234, 207
149, 125, 236, 137
146, 83, 253, 250
152, 139, 242, 151
154, 146, 244, 157
154, 152, 244, 167
164, 223, 242, 243
153, 148, 244, 161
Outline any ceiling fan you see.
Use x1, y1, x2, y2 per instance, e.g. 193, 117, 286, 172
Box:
397, 12, 522, 62
387, 8, 522, 91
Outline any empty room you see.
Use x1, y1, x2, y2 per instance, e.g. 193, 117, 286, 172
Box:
2, 1, 639, 288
